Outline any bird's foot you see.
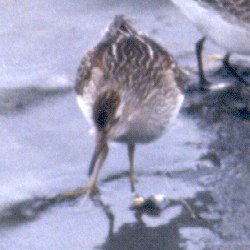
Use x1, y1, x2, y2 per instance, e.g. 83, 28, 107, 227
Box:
59, 186, 99, 200
199, 77, 212, 92
185, 77, 212, 92
232, 86, 250, 118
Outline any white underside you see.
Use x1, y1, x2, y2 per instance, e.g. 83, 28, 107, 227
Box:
172, 92, 184, 123
76, 95, 93, 125
77, 91, 184, 143
115, 91, 184, 143
171, 0, 250, 54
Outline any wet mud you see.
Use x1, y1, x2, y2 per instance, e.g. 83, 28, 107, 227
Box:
0, 1, 249, 250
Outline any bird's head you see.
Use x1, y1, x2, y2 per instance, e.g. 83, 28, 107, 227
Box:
93, 89, 121, 134
105, 15, 136, 38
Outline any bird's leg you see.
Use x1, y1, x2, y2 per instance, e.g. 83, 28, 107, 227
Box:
223, 53, 250, 110
223, 53, 249, 92
128, 143, 136, 193
195, 36, 211, 90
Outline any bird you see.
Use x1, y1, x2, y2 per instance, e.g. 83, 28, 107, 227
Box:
170, 0, 250, 91
75, 15, 185, 195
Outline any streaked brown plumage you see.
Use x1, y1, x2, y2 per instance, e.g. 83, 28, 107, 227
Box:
75, 15, 184, 193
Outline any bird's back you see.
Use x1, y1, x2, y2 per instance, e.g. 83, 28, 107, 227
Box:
76, 15, 183, 94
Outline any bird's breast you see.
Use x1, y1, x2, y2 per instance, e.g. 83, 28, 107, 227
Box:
111, 91, 184, 144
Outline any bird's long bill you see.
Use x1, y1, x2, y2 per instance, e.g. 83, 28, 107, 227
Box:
88, 132, 108, 176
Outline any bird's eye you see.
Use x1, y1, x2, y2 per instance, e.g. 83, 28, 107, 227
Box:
120, 24, 128, 32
